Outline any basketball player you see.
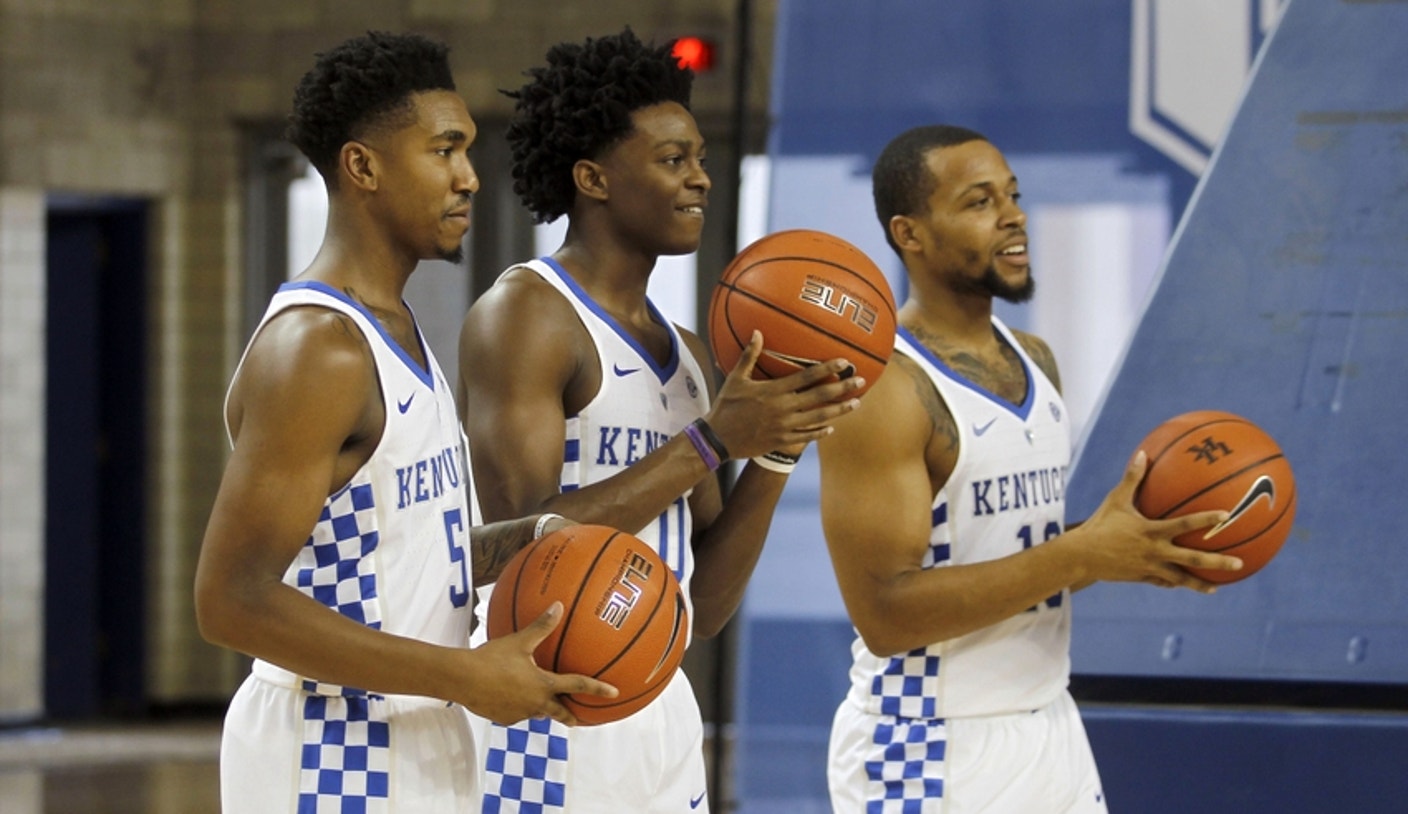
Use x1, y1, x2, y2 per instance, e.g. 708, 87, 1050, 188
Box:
193, 32, 615, 813
817, 124, 1245, 812
456, 28, 863, 813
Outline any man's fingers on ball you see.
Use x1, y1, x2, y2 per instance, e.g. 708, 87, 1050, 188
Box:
1199, 552, 1243, 572
543, 701, 577, 726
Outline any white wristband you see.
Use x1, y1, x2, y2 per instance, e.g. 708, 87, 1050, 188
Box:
751, 451, 800, 475
533, 512, 565, 539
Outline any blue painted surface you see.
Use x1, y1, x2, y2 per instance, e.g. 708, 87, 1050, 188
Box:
768, 0, 1200, 211
1067, 0, 1408, 683
1083, 706, 1408, 813
732, 0, 1408, 809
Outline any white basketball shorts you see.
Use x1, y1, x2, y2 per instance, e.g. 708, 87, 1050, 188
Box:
220, 673, 480, 813
828, 689, 1107, 813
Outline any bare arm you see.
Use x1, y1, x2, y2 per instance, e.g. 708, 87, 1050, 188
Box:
458, 272, 860, 544
194, 308, 613, 724
818, 355, 1242, 658
677, 329, 803, 638
459, 272, 712, 533
459, 271, 863, 636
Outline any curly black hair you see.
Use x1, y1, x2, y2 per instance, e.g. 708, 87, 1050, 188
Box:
872, 124, 988, 256
502, 27, 694, 223
287, 31, 456, 182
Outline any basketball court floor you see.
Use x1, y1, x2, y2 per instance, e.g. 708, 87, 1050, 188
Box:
0, 719, 221, 813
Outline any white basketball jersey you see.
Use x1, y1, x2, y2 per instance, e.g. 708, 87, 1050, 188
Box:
229, 281, 476, 692
843, 319, 1072, 719
522, 257, 710, 613
479, 258, 714, 813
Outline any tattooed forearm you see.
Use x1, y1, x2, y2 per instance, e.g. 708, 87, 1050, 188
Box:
470, 517, 538, 586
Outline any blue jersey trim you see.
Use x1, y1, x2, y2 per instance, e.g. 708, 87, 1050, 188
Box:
539, 256, 681, 384
279, 280, 436, 389
896, 324, 1034, 421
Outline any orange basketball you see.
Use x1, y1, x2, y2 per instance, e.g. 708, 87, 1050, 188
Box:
1133, 410, 1296, 584
708, 229, 897, 397
485, 524, 689, 725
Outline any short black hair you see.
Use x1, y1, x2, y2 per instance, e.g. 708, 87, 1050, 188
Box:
503, 27, 694, 224
286, 31, 456, 181
872, 124, 989, 255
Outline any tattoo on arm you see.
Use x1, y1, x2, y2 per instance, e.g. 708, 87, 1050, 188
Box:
1016, 332, 1062, 394
332, 314, 359, 340
470, 517, 537, 586
895, 354, 958, 457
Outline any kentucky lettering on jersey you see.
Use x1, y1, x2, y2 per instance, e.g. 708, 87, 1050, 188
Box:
395, 446, 463, 509
479, 257, 715, 813
842, 318, 1074, 720
971, 465, 1067, 516
595, 425, 672, 466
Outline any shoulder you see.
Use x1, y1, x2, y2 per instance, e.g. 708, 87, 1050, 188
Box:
1010, 328, 1062, 393
229, 305, 379, 436
461, 265, 584, 352
826, 351, 947, 457
246, 305, 375, 380
467, 265, 567, 321
458, 264, 589, 391
887, 351, 958, 450
676, 325, 711, 369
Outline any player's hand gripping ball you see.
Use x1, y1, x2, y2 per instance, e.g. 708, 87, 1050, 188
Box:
487, 524, 689, 725
1134, 410, 1296, 583
708, 229, 898, 397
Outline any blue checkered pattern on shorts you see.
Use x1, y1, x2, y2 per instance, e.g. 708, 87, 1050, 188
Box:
482, 717, 570, 813
298, 694, 391, 813
864, 717, 947, 813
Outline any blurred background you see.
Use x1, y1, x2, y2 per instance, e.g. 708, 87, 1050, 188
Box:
2, 0, 1406, 811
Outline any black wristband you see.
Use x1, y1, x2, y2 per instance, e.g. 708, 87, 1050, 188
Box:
758, 449, 801, 466
691, 418, 731, 461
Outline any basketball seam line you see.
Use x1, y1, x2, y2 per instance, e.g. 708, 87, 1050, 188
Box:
1152, 453, 1289, 519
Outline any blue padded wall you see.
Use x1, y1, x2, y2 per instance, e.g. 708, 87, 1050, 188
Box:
1066, 0, 1408, 683
1082, 706, 1408, 813
733, 1, 1408, 809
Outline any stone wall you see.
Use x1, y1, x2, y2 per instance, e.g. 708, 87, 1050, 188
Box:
0, 0, 774, 716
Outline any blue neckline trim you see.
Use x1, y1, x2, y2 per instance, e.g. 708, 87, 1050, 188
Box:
540, 257, 680, 384
279, 280, 436, 389
897, 324, 1033, 421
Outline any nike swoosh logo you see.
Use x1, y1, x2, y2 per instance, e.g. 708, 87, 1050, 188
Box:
644, 593, 689, 685
973, 417, 998, 436
1204, 475, 1276, 540
397, 394, 415, 414
690, 790, 707, 809
613, 363, 641, 377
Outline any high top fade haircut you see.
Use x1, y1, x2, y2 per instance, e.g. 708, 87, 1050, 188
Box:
503, 27, 695, 224
872, 124, 989, 256
287, 31, 456, 183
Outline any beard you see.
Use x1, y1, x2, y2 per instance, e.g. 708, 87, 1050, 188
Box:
437, 244, 465, 265
978, 263, 1034, 303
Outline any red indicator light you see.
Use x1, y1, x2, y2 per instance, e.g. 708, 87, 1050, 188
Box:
672, 36, 716, 72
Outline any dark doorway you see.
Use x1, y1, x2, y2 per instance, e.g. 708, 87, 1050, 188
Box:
44, 197, 149, 719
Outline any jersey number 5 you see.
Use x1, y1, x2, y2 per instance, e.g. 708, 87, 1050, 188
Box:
444, 508, 470, 608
